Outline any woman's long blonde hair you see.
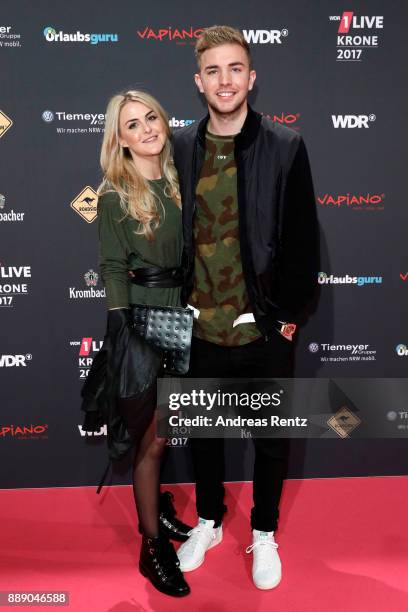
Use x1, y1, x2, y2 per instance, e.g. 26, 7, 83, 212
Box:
98, 90, 180, 241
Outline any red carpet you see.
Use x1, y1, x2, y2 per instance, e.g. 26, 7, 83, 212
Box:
0, 477, 407, 611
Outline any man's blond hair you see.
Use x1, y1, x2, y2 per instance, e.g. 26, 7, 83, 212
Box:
195, 25, 251, 67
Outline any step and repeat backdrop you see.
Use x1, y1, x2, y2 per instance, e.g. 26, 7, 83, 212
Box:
1, 0, 407, 488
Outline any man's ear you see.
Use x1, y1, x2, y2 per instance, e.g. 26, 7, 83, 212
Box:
194, 72, 205, 94
248, 69, 257, 92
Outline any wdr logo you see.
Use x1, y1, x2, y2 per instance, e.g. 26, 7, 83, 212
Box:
0, 353, 32, 367
242, 29, 288, 44
331, 114, 376, 128
78, 424, 107, 437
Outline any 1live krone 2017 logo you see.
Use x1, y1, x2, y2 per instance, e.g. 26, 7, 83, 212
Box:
329, 11, 383, 62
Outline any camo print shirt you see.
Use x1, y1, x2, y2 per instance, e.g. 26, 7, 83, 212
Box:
190, 131, 262, 346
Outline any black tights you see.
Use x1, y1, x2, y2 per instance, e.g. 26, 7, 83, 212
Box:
131, 413, 167, 538
117, 394, 168, 538
131, 414, 167, 537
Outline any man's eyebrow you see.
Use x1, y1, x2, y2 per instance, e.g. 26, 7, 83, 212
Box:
203, 61, 245, 71
125, 110, 154, 125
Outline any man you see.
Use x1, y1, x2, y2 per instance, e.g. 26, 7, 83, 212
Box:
172, 25, 318, 589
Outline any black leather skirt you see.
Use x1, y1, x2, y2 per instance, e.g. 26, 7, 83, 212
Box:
116, 307, 166, 445
81, 305, 164, 460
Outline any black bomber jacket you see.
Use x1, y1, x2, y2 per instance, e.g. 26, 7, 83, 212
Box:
172, 105, 319, 336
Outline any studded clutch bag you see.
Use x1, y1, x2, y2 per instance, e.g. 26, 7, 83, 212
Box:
130, 304, 193, 375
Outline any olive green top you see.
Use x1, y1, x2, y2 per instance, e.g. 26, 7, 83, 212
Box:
190, 131, 261, 346
98, 178, 182, 309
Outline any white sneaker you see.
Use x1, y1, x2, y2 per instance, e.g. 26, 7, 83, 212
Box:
177, 518, 223, 572
246, 529, 281, 589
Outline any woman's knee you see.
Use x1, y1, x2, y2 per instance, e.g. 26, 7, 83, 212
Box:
146, 436, 167, 460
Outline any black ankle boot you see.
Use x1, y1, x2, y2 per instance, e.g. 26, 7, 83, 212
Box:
159, 490, 193, 542
139, 534, 190, 597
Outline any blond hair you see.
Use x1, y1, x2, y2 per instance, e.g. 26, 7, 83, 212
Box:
195, 25, 251, 67
98, 90, 180, 241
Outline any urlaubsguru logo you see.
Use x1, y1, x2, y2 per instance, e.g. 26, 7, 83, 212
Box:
318, 272, 382, 286
168, 118, 195, 128
43, 26, 118, 44
396, 344, 408, 357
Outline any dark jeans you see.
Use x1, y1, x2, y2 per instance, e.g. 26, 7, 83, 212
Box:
188, 332, 294, 532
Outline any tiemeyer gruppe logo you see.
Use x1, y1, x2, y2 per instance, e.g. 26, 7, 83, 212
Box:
42, 111, 192, 135
0, 194, 25, 223
69, 269, 106, 300
331, 114, 376, 128
329, 11, 383, 62
70, 337, 103, 380
0, 25, 22, 48
43, 26, 118, 45
308, 342, 376, 363
387, 408, 408, 432
42, 110, 105, 135
136, 27, 288, 45
318, 272, 383, 286
317, 192, 385, 212
0, 263, 32, 308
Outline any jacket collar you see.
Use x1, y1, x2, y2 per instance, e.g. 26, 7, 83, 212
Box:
197, 104, 262, 150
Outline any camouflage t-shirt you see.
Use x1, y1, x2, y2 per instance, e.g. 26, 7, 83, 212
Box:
190, 131, 262, 346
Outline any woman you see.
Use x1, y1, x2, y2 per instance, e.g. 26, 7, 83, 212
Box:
84, 90, 191, 597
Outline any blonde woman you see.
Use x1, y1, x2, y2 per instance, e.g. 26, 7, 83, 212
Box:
82, 91, 190, 597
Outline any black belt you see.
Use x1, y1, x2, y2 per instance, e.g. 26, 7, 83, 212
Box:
130, 266, 183, 288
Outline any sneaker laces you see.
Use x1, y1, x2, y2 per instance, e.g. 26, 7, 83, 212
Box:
181, 524, 213, 555
245, 538, 279, 560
